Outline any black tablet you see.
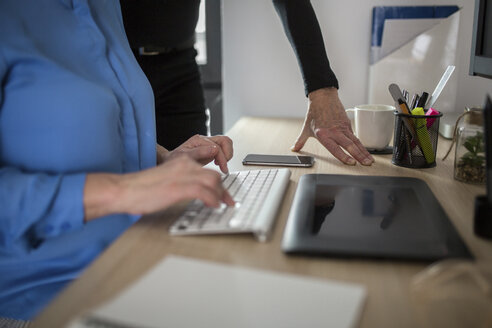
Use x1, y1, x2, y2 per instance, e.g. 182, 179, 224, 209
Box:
282, 174, 472, 261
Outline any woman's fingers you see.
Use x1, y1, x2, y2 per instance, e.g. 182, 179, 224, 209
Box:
168, 135, 233, 174
121, 156, 233, 215
208, 135, 233, 160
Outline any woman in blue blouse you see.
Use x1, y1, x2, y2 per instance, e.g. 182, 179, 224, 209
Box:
0, 0, 233, 321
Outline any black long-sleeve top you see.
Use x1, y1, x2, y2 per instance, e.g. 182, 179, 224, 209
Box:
120, 0, 339, 95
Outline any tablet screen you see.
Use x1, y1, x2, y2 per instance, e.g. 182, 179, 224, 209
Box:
282, 174, 472, 261
312, 185, 437, 242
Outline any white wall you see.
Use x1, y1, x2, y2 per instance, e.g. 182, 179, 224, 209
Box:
222, 0, 492, 131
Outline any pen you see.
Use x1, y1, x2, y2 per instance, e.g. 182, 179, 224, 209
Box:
410, 94, 418, 109
398, 99, 428, 157
417, 92, 429, 109
397, 99, 411, 115
402, 89, 409, 103
402, 124, 413, 164
388, 84, 411, 111
394, 117, 413, 165
389, 84, 420, 148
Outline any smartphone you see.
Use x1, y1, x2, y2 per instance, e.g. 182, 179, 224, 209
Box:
242, 154, 314, 167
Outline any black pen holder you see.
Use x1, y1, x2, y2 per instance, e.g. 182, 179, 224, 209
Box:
392, 111, 443, 168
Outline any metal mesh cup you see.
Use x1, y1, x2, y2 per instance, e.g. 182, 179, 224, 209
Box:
392, 111, 443, 168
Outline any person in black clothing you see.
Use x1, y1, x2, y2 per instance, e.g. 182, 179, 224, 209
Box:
120, 0, 374, 166
121, 0, 205, 151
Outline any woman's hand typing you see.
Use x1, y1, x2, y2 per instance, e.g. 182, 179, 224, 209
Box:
83, 156, 234, 221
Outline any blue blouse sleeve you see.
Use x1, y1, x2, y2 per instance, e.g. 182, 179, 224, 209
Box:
0, 168, 87, 250
0, 53, 86, 250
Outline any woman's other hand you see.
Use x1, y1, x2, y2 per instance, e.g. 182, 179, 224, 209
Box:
84, 156, 234, 221
165, 135, 233, 174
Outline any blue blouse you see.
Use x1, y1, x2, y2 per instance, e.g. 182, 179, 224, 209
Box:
0, 0, 155, 320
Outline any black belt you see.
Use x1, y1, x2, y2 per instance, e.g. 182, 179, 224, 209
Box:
135, 37, 196, 56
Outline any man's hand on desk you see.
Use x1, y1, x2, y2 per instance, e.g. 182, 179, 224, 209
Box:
291, 87, 374, 166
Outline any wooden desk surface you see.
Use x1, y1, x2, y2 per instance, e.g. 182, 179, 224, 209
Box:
33, 117, 490, 328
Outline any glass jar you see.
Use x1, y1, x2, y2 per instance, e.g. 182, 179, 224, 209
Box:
454, 107, 485, 184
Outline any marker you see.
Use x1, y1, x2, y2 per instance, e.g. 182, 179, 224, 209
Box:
411, 107, 435, 164
425, 107, 439, 128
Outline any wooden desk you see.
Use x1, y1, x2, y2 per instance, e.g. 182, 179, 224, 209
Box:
33, 117, 490, 328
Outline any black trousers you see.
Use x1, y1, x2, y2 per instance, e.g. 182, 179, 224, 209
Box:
133, 48, 207, 150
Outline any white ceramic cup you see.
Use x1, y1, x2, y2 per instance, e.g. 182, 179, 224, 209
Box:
345, 104, 396, 150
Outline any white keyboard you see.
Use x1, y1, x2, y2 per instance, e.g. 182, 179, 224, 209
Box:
169, 168, 291, 242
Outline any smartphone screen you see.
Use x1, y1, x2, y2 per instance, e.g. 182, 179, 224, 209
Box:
242, 154, 314, 167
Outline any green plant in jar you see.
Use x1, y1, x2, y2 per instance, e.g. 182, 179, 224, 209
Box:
455, 131, 486, 184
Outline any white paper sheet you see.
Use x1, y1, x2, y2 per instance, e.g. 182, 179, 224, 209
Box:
380, 18, 442, 60
69, 255, 367, 328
